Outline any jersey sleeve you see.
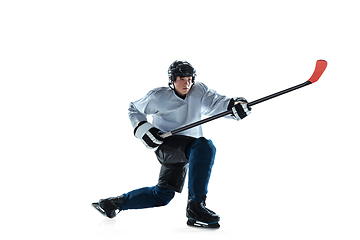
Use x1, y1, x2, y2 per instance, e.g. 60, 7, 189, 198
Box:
199, 82, 233, 118
128, 89, 158, 129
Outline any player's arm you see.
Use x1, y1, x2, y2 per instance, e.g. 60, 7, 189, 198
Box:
128, 90, 163, 149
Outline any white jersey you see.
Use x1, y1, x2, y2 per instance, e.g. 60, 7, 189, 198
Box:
128, 82, 233, 138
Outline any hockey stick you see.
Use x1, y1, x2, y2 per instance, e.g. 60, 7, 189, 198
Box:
160, 60, 327, 138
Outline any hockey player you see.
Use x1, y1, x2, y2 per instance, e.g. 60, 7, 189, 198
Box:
92, 60, 251, 228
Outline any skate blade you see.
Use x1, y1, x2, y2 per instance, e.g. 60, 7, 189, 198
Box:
92, 202, 120, 218
187, 218, 220, 229
92, 202, 107, 217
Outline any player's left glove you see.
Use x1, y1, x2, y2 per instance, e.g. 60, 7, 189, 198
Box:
228, 97, 251, 121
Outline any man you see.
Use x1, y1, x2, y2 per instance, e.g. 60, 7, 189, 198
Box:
92, 60, 251, 228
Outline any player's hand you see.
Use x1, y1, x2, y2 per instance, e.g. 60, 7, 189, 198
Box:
134, 122, 164, 149
228, 97, 251, 121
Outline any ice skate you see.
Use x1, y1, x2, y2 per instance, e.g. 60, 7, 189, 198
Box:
186, 198, 220, 229
92, 195, 124, 219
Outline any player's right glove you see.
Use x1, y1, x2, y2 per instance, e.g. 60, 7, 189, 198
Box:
134, 121, 163, 149
228, 97, 251, 121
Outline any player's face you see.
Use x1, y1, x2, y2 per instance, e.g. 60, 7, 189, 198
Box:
173, 76, 192, 97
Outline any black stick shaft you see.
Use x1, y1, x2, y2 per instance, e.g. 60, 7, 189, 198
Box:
160, 80, 312, 138
170, 110, 232, 135
248, 81, 311, 107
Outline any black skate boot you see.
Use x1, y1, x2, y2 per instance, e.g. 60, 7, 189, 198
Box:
92, 195, 124, 219
186, 197, 220, 229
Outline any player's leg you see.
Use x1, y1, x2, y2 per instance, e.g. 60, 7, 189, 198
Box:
186, 137, 220, 228
92, 185, 175, 218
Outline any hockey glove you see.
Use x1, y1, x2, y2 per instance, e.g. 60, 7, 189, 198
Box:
134, 121, 163, 149
228, 97, 251, 121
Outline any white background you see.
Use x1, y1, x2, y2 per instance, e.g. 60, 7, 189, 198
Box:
1, 0, 359, 239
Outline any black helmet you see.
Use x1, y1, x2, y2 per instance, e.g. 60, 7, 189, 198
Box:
168, 60, 196, 89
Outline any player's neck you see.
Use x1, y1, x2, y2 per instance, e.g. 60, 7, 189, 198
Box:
174, 89, 186, 99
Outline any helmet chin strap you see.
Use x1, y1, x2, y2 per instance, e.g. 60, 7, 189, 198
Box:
168, 79, 175, 90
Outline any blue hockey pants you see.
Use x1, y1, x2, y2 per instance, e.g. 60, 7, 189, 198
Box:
119, 137, 216, 210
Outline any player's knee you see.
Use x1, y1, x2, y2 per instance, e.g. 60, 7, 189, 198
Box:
154, 186, 175, 206
158, 193, 175, 206
194, 137, 216, 160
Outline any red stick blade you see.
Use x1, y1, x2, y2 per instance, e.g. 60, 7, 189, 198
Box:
308, 60, 327, 83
